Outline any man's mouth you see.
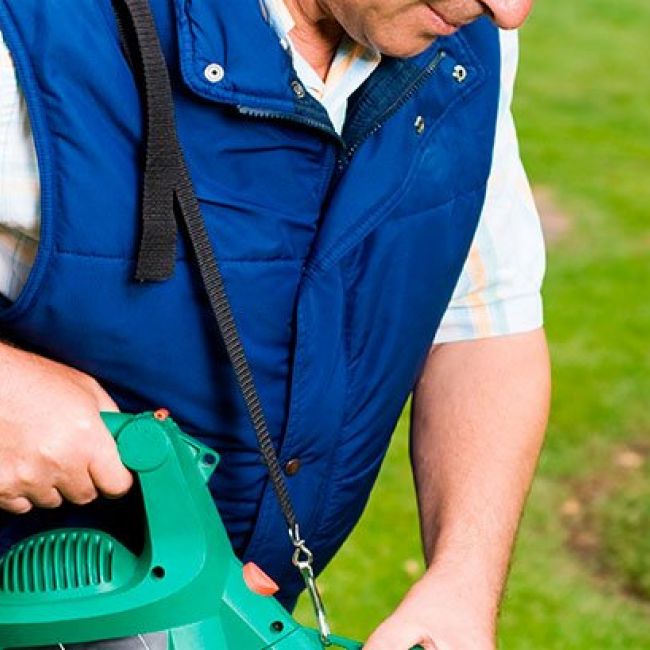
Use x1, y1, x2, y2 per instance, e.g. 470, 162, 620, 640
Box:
425, 5, 462, 36
425, 4, 485, 34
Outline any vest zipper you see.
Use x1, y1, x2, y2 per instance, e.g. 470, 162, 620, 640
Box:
338, 49, 447, 171
236, 106, 345, 148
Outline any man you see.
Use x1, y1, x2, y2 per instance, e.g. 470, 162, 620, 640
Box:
0, 0, 549, 648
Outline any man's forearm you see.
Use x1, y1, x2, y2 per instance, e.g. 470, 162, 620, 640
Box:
410, 328, 550, 618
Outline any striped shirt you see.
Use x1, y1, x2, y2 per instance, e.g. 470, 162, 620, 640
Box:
0, 37, 39, 301
0, 5, 544, 344
263, 0, 381, 134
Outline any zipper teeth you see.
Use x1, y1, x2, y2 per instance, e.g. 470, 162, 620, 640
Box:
239, 49, 447, 163
237, 106, 343, 145
341, 50, 448, 167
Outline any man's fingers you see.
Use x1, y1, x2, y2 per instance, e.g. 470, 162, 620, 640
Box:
56, 473, 99, 506
365, 639, 436, 650
88, 442, 133, 499
27, 487, 64, 509
0, 496, 33, 514
364, 620, 437, 650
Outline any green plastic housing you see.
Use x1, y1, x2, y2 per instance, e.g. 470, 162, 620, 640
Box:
0, 412, 362, 649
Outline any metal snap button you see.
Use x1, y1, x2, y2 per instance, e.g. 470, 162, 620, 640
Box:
204, 63, 225, 83
284, 458, 302, 476
414, 115, 426, 135
291, 80, 306, 99
452, 64, 468, 83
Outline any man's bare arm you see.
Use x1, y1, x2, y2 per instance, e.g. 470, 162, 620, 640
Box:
365, 328, 550, 650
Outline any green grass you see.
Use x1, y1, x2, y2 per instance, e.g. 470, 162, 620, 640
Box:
590, 460, 650, 602
296, 1, 650, 646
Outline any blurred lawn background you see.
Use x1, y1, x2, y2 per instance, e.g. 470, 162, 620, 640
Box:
296, 0, 650, 646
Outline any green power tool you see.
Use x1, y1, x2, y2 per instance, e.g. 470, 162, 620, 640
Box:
0, 411, 362, 650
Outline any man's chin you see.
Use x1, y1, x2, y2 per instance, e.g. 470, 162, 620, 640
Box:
375, 36, 439, 59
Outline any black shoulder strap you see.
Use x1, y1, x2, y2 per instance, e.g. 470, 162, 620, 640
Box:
111, 4, 334, 639
111, 0, 299, 534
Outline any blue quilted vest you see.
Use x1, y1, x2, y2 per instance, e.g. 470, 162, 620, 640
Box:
0, 0, 500, 606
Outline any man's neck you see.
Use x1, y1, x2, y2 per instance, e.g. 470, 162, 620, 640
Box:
282, 0, 344, 80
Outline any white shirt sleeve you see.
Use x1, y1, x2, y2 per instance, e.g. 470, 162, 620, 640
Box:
0, 29, 40, 301
434, 29, 545, 345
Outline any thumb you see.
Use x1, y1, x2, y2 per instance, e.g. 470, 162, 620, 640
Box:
364, 618, 431, 650
88, 423, 133, 499
94, 389, 120, 413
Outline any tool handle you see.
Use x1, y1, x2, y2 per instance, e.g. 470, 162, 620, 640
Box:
100, 411, 134, 437
99, 411, 218, 480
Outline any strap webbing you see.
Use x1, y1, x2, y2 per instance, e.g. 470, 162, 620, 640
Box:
112, 0, 299, 533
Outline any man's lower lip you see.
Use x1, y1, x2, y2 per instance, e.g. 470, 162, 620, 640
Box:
425, 6, 459, 36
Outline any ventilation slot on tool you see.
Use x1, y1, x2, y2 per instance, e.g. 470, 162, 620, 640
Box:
0, 530, 115, 593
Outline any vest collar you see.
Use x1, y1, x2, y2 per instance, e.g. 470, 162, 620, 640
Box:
172, 0, 479, 130
174, 0, 301, 113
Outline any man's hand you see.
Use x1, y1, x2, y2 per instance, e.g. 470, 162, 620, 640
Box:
0, 342, 133, 514
364, 568, 495, 650
367, 329, 550, 649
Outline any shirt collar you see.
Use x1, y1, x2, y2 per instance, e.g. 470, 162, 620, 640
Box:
261, 0, 381, 132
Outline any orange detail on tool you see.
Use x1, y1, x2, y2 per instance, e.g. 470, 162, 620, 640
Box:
243, 562, 280, 596
154, 408, 170, 420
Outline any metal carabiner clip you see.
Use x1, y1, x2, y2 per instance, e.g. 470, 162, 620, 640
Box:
290, 525, 332, 646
